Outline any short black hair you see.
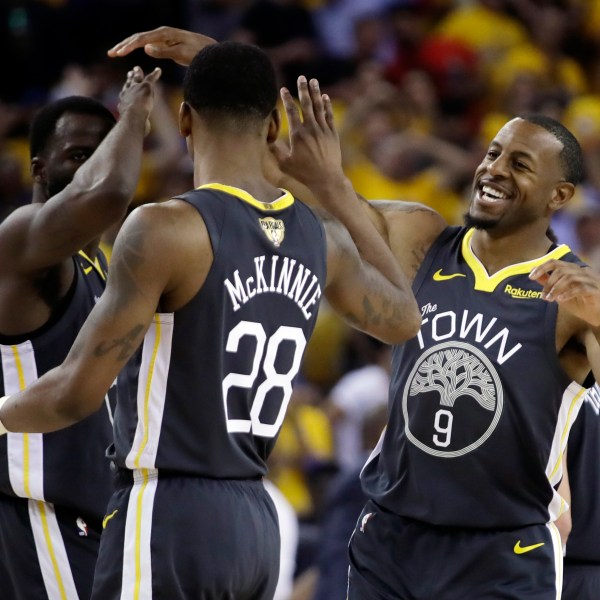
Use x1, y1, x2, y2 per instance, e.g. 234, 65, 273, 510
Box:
29, 96, 116, 159
183, 41, 278, 123
519, 114, 584, 185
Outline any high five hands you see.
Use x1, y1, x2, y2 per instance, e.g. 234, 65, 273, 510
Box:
108, 26, 216, 66
274, 76, 349, 210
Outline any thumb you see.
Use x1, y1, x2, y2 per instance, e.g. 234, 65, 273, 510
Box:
145, 44, 176, 59
146, 67, 162, 83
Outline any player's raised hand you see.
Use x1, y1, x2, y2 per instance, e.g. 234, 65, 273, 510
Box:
530, 260, 600, 326
117, 66, 162, 136
108, 26, 216, 67
276, 76, 347, 209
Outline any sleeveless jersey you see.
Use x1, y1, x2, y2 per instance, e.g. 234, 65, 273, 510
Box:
565, 383, 600, 563
361, 226, 586, 529
0, 251, 116, 520
111, 184, 327, 479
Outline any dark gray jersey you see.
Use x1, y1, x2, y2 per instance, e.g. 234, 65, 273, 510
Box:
0, 251, 115, 520
361, 226, 586, 528
112, 185, 327, 479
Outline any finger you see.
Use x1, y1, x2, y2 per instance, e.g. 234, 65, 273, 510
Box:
131, 66, 144, 83
323, 93, 335, 132
280, 87, 302, 135
554, 288, 586, 303
107, 30, 164, 57
544, 271, 577, 301
297, 76, 316, 127
308, 79, 326, 130
529, 260, 559, 281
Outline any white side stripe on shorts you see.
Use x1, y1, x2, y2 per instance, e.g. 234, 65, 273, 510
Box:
29, 500, 79, 600
121, 468, 158, 600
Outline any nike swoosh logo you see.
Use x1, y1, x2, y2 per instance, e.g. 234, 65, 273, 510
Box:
102, 509, 118, 529
433, 269, 466, 281
513, 540, 545, 554
83, 266, 93, 275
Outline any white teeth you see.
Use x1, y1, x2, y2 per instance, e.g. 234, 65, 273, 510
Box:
481, 185, 507, 200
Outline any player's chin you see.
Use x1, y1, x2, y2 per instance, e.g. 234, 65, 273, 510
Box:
462, 211, 499, 231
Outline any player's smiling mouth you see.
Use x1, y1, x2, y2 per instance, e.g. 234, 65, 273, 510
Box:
477, 182, 512, 204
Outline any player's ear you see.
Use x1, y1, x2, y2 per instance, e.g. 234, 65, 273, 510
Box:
549, 181, 575, 212
178, 101, 192, 138
267, 108, 280, 144
30, 157, 46, 184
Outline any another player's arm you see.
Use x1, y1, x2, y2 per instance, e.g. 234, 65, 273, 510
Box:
0, 67, 161, 275
108, 26, 216, 66
277, 75, 445, 284
0, 201, 208, 433
530, 260, 600, 377
322, 213, 420, 345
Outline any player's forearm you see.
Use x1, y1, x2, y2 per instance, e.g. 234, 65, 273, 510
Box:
0, 367, 100, 434
315, 177, 410, 292
70, 107, 148, 226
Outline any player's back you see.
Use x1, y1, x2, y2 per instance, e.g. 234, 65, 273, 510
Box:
112, 185, 327, 478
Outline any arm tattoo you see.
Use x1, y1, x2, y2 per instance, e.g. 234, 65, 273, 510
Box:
94, 324, 145, 362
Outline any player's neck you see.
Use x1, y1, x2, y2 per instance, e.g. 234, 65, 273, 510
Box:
470, 227, 555, 275
192, 139, 279, 200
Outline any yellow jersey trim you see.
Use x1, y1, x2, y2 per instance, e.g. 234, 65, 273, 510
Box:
77, 250, 106, 281
461, 228, 571, 292
197, 183, 294, 212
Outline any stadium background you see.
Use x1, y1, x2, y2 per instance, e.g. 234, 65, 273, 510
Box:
1, 1, 599, 597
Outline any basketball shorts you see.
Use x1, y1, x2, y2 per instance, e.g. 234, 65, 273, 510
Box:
92, 469, 280, 600
562, 562, 600, 600
348, 499, 563, 599
0, 492, 102, 600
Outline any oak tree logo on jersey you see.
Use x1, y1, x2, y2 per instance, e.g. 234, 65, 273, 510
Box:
259, 217, 285, 247
403, 341, 503, 458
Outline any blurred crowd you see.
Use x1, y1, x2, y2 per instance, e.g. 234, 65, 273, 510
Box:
2, 0, 600, 598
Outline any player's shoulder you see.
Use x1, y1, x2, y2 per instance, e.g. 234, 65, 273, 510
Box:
128, 198, 203, 229
371, 199, 446, 229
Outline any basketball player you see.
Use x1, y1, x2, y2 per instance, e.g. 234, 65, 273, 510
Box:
0, 67, 160, 599
107, 26, 600, 598
350, 117, 600, 599
0, 43, 420, 599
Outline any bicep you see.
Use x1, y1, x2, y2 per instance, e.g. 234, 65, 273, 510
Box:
64, 206, 170, 396
370, 200, 446, 279
0, 187, 123, 274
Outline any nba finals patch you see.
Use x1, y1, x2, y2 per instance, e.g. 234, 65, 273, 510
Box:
259, 217, 285, 247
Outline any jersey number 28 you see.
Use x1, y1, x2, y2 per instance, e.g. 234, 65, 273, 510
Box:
222, 320, 307, 438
